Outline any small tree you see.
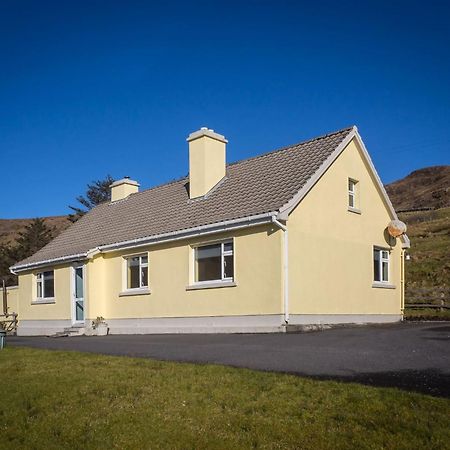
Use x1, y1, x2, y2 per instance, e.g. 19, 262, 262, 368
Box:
0, 218, 54, 286
13, 218, 54, 262
69, 175, 115, 222
0, 244, 18, 286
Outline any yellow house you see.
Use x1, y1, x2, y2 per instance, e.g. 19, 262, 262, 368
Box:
10, 126, 409, 336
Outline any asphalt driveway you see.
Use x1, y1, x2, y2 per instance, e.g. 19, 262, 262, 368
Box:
8, 322, 450, 397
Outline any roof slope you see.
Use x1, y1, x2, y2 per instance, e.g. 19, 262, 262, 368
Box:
16, 127, 353, 267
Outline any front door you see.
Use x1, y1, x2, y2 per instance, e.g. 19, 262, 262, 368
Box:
73, 265, 85, 324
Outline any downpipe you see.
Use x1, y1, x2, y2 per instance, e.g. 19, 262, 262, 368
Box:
272, 217, 289, 324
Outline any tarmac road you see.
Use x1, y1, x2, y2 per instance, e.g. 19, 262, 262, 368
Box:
9, 322, 450, 397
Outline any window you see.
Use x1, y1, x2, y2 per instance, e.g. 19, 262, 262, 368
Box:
36, 271, 55, 298
348, 179, 358, 209
126, 255, 148, 289
373, 248, 389, 283
195, 241, 234, 283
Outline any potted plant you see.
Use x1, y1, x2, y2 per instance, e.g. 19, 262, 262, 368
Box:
92, 316, 108, 336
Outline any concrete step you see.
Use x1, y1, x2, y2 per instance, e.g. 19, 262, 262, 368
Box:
50, 332, 70, 338
50, 326, 85, 338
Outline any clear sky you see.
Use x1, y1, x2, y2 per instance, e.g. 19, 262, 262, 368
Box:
1, 0, 449, 218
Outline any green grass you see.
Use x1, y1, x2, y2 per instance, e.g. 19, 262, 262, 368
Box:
404, 308, 450, 321
0, 348, 449, 449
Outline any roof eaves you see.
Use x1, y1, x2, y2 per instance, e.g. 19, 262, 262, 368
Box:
10, 211, 277, 272
10, 252, 88, 274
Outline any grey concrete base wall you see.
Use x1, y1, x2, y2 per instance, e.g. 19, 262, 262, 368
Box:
17, 320, 72, 336
288, 314, 402, 325
16, 314, 402, 336
107, 315, 285, 334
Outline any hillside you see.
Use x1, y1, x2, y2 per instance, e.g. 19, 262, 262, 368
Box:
385, 166, 449, 304
398, 207, 450, 302
0, 216, 70, 247
385, 165, 450, 211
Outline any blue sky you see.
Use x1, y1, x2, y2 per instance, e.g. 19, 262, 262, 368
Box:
1, 0, 449, 218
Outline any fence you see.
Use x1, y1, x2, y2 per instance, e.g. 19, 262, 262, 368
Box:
0, 313, 18, 334
405, 286, 449, 312
1, 281, 19, 334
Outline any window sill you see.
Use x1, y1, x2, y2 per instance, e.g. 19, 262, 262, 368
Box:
119, 288, 151, 297
372, 282, 396, 289
186, 281, 237, 291
31, 298, 56, 305
348, 206, 361, 215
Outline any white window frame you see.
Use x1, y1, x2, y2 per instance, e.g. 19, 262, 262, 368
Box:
35, 270, 55, 301
193, 240, 234, 285
373, 247, 390, 283
347, 178, 362, 214
123, 253, 149, 291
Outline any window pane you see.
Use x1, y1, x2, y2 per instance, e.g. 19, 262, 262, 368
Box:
43, 271, 54, 298
382, 261, 389, 282
75, 267, 83, 298
224, 254, 234, 279
37, 280, 42, 298
373, 250, 380, 282
197, 244, 221, 259
348, 180, 354, 192
196, 245, 221, 281
128, 257, 140, 288
141, 255, 148, 265
75, 300, 84, 321
224, 242, 233, 253
348, 193, 354, 207
141, 266, 148, 287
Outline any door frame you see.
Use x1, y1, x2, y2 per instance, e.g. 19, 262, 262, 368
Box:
71, 263, 86, 325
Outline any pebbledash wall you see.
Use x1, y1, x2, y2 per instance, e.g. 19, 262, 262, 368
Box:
15, 135, 404, 336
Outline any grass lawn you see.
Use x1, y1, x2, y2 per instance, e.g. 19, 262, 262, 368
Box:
1, 347, 449, 449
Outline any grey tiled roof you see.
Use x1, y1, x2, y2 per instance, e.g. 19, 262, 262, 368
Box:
17, 127, 353, 266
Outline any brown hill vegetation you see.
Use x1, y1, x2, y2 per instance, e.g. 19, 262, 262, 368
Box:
0, 216, 70, 247
385, 165, 450, 212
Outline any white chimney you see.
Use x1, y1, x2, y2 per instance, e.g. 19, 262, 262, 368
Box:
110, 177, 139, 201
187, 127, 227, 199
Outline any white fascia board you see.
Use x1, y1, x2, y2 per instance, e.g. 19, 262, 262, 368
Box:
277, 127, 410, 247
10, 253, 88, 274
99, 212, 276, 253
352, 130, 398, 219
277, 126, 357, 221
401, 234, 411, 249
352, 130, 410, 247
11, 212, 276, 271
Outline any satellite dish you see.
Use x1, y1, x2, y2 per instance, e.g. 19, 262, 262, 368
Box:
387, 219, 407, 238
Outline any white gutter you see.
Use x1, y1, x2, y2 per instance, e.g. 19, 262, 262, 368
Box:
99, 212, 276, 253
10, 253, 88, 274
272, 217, 289, 324
11, 212, 277, 272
